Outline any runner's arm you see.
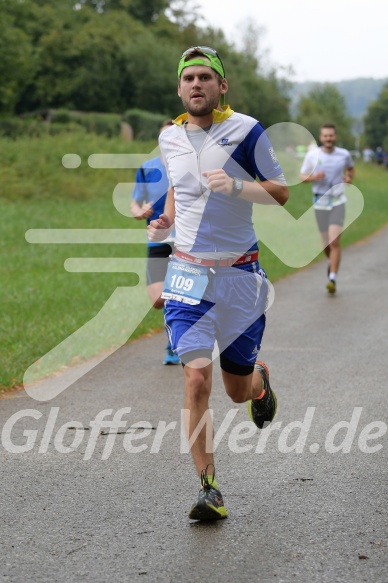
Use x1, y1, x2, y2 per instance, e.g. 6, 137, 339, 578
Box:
300, 153, 324, 183
344, 166, 355, 184
300, 172, 325, 183
203, 170, 289, 205
130, 199, 153, 220
147, 187, 175, 241
238, 178, 289, 205
163, 187, 176, 223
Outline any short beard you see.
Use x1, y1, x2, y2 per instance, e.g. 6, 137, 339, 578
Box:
186, 104, 214, 117
181, 95, 219, 118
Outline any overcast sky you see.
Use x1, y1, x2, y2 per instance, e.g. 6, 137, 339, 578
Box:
195, 0, 388, 82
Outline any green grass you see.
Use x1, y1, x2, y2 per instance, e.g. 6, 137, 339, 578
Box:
1, 132, 161, 391
1, 133, 387, 392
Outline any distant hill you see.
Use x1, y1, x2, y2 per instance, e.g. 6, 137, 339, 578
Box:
289, 77, 388, 119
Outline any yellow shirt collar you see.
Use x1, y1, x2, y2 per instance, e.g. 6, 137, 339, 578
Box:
173, 105, 234, 126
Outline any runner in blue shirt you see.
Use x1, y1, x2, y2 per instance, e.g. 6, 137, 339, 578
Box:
131, 120, 180, 365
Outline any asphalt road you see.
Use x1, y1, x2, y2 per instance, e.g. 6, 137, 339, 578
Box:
1, 228, 387, 583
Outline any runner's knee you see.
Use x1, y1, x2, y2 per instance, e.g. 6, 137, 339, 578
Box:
184, 367, 211, 403
330, 237, 340, 249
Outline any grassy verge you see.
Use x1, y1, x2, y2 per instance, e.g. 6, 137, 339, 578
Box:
1, 132, 387, 392
1, 132, 160, 391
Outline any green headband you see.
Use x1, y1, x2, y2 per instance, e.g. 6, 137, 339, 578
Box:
177, 56, 225, 79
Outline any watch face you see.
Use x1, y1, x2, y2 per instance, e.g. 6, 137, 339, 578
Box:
232, 177, 243, 197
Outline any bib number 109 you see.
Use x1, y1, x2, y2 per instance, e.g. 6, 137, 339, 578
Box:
162, 260, 209, 305
170, 274, 194, 292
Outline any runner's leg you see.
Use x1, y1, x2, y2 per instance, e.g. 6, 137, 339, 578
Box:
183, 358, 214, 475
327, 225, 342, 275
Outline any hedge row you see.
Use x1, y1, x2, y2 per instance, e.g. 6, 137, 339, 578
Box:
19, 109, 123, 138
123, 109, 170, 140
0, 109, 171, 140
0, 118, 83, 139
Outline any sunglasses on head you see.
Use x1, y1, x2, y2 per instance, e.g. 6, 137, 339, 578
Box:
181, 46, 219, 57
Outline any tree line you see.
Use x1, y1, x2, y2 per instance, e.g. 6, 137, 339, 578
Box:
3, 0, 386, 149
363, 83, 388, 150
0, 0, 290, 128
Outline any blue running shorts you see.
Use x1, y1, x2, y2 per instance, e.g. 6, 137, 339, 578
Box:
164, 259, 268, 370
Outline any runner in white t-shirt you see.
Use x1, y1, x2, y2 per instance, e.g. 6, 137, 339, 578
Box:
300, 124, 354, 294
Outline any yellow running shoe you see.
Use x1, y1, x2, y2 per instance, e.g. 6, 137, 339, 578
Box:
189, 465, 228, 521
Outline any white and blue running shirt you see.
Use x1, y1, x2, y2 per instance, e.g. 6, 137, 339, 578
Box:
159, 106, 285, 258
300, 146, 354, 209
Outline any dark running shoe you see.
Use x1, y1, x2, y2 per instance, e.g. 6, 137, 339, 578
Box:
326, 279, 336, 294
248, 361, 277, 429
189, 465, 228, 521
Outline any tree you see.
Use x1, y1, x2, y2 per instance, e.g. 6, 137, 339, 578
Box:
363, 83, 388, 150
0, 1, 38, 114
3, 0, 292, 124
220, 58, 290, 127
295, 84, 354, 148
76, 0, 170, 23
224, 21, 290, 127
165, 0, 203, 31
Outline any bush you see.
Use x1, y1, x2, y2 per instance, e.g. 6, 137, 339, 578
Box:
74, 112, 122, 137
123, 109, 168, 140
48, 110, 122, 137
0, 117, 84, 139
0, 109, 168, 140
10, 109, 123, 138
0, 118, 21, 138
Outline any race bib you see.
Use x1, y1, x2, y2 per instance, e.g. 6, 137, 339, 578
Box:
162, 261, 209, 305
314, 192, 333, 209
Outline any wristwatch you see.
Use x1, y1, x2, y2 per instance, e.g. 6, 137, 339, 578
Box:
231, 177, 243, 197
